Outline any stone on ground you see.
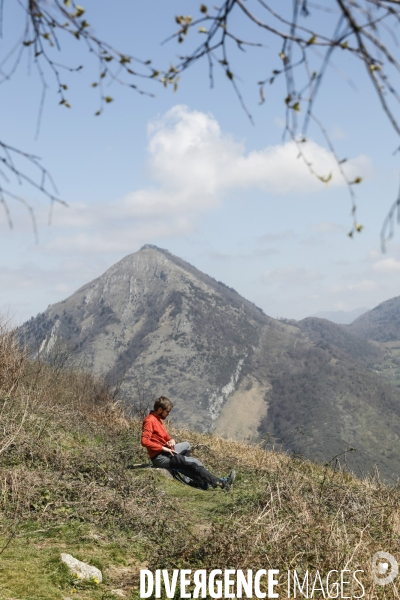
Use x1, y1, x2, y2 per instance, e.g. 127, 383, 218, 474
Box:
60, 553, 103, 583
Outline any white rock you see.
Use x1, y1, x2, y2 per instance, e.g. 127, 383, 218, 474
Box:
60, 553, 103, 583
111, 589, 126, 598
156, 468, 174, 479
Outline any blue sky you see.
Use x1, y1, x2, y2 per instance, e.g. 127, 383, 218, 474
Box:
2, 0, 400, 323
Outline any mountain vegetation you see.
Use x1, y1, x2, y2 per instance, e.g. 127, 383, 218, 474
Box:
348, 296, 400, 342
19, 246, 400, 481
1, 320, 400, 599
297, 317, 383, 368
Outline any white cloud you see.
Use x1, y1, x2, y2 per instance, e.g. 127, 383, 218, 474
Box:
372, 258, 400, 274
0, 264, 44, 290
328, 280, 378, 293
310, 221, 347, 234
46, 218, 192, 254
0, 258, 107, 310
261, 266, 323, 287
1, 105, 380, 323
47, 105, 371, 255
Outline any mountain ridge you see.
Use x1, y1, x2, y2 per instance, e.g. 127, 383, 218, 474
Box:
19, 245, 400, 480
347, 295, 400, 341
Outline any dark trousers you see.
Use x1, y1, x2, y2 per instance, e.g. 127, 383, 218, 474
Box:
151, 441, 221, 488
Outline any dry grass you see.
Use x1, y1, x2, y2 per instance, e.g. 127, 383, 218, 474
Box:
0, 325, 168, 531
170, 424, 289, 470
1, 319, 400, 598
160, 426, 400, 598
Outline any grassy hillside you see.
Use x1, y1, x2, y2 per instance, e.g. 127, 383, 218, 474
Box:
1, 322, 400, 599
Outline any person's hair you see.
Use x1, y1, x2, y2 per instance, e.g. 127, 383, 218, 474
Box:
154, 396, 173, 412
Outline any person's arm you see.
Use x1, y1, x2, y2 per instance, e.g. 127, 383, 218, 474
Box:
161, 445, 176, 454
166, 438, 176, 448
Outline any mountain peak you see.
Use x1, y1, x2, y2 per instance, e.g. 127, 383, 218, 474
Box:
19, 250, 400, 481
139, 243, 171, 253
20, 247, 270, 432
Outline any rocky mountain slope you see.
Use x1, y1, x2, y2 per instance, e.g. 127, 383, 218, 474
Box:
20, 246, 400, 480
21, 245, 277, 433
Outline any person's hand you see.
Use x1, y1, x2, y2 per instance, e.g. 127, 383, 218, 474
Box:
166, 439, 176, 449
162, 446, 176, 455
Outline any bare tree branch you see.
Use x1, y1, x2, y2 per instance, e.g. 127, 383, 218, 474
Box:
164, 0, 400, 243
3, 0, 400, 246
1, 0, 162, 236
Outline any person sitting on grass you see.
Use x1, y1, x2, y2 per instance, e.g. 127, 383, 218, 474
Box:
141, 396, 235, 491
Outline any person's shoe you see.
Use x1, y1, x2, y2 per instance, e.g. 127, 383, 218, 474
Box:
220, 469, 236, 491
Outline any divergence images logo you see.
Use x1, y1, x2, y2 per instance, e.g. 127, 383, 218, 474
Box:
372, 552, 398, 586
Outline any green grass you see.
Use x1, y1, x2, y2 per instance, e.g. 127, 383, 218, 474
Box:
2, 434, 400, 600
0, 519, 146, 600
1, 329, 400, 600
0, 470, 249, 600
0, 456, 276, 599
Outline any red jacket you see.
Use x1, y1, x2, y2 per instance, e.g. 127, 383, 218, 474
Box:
141, 411, 171, 458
